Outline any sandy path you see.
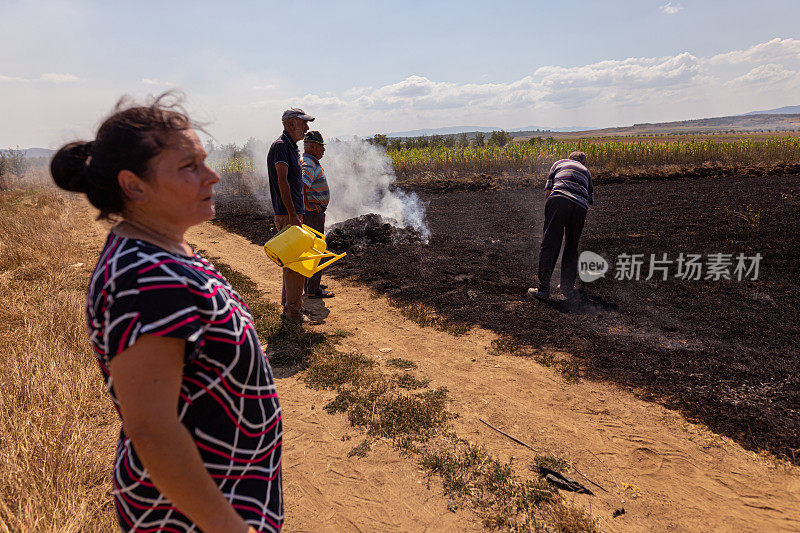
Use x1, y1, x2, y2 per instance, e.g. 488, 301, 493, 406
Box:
274, 374, 481, 532
182, 223, 483, 532
76, 203, 480, 532
184, 219, 800, 532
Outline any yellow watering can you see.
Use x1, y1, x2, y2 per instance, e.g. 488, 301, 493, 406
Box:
264, 224, 346, 278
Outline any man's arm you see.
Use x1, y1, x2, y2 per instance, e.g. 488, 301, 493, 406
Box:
110, 335, 256, 533
587, 171, 594, 205
275, 162, 301, 226
544, 165, 556, 198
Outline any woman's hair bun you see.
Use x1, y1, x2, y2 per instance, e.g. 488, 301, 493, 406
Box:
50, 140, 94, 193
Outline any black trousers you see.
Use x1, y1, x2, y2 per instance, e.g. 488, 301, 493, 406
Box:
538, 196, 587, 295
304, 210, 326, 294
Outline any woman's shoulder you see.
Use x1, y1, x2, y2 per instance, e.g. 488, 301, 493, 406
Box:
88, 232, 223, 300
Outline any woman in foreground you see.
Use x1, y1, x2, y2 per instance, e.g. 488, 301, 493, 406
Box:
51, 95, 282, 532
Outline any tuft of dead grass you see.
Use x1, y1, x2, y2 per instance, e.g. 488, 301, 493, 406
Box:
0, 190, 118, 531
347, 439, 372, 458
395, 373, 431, 390
387, 298, 470, 335
489, 337, 582, 384
386, 357, 416, 370
533, 351, 582, 384
417, 435, 598, 532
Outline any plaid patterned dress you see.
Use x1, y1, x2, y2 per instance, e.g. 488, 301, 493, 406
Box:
87, 233, 283, 532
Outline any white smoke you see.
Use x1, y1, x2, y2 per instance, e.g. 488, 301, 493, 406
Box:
221, 134, 430, 239
321, 137, 430, 240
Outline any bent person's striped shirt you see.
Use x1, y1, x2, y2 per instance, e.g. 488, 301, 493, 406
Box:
544, 159, 594, 209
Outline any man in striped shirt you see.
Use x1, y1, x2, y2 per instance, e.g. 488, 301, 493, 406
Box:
301, 130, 334, 298
528, 151, 594, 301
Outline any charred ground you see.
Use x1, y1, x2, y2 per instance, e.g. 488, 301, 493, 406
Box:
214, 170, 800, 464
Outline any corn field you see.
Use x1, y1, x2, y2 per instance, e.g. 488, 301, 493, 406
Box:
208, 156, 261, 197
209, 155, 254, 175
388, 137, 800, 178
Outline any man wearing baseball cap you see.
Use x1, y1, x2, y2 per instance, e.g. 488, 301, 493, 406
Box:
267, 107, 314, 323
301, 130, 334, 299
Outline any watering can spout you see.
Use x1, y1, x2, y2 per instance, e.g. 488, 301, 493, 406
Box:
263, 224, 346, 278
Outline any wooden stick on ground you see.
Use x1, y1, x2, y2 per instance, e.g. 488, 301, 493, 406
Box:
479, 418, 539, 452
571, 465, 608, 493
479, 417, 608, 493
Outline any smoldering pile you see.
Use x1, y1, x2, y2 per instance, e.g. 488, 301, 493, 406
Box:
326, 214, 426, 253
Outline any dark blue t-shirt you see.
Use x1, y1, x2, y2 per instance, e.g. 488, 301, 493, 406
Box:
267, 131, 305, 216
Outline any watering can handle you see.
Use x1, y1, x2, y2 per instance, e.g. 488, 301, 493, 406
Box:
283, 252, 335, 265
311, 252, 346, 274
282, 251, 346, 273
302, 224, 325, 239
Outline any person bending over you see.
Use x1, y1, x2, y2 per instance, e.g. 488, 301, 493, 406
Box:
529, 151, 594, 301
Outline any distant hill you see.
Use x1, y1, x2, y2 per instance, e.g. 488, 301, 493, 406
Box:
386, 126, 498, 138
381, 106, 800, 140
745, 105, 800, 116
514, 113, 800, 140
511, 125, 593, 133
24, 148, 55, 158
381, 111, 800, 140
1, 147, 55, 158
385, 124, 594, 138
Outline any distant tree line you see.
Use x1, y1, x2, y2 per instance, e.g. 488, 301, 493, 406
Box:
367, 130, 519, 151
0, 148, 26, 187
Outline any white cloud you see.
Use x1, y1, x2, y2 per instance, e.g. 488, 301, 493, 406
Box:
725, 64, 798, 88
0, 73, 81, 84
4, 37, 800, 146
40, 73, 81, 83
709, 38, 800, 65
256, 37, 800, 137
284, 53, 707, 118
660, 2, 683, 15
141, 78, 175, 86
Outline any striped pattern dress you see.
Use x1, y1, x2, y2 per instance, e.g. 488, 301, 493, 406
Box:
87, 233, 283, 532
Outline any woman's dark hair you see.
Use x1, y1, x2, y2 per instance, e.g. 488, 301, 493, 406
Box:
50, 92, 196, 219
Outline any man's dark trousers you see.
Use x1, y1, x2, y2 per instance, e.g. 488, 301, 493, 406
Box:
304, 210, 326, 295
538, 196, 587, 296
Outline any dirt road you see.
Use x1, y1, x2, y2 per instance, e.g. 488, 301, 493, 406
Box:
184, 220, 800, 532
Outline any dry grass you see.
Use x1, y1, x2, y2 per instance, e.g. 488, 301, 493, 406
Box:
414, 435, 598, 532
0, 190, 118, 531
0, 187, 595, 532
387, 298, 470, 336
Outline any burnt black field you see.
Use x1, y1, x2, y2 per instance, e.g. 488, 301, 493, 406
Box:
215, 170, 800, 464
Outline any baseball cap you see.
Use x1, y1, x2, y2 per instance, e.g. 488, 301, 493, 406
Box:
304, 130, 325, 145
282, 107, 315, 122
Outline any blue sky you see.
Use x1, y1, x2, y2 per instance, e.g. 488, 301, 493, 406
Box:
2, 0, 800, 147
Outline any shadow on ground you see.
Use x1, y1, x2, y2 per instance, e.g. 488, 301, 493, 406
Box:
215, 172, 800, 464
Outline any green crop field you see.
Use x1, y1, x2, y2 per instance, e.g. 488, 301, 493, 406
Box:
386, 136, 800, 179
